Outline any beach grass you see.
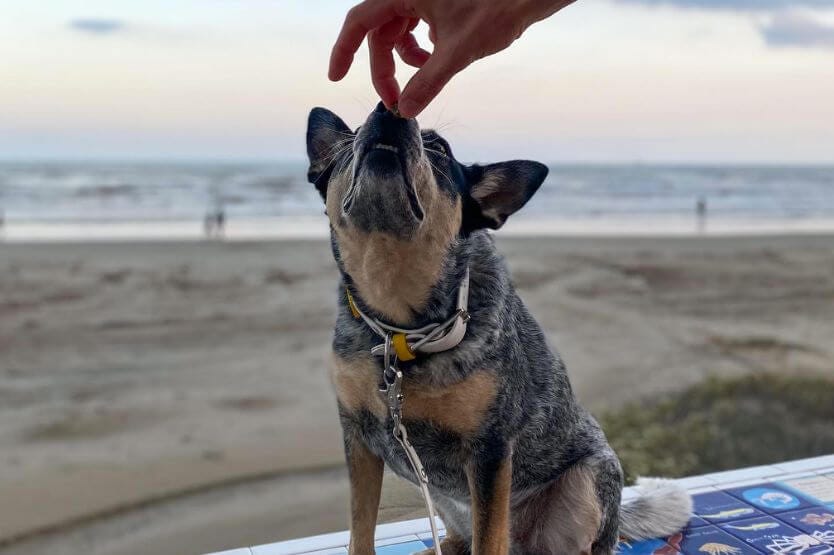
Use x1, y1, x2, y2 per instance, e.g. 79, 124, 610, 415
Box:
601, 373, 834, 483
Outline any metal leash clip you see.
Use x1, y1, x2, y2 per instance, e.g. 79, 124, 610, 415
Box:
379, 333, 397, 393
386, 368, 404, 432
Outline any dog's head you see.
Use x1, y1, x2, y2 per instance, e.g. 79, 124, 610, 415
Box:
307, 102, 547, 235
306, 103, 548, 322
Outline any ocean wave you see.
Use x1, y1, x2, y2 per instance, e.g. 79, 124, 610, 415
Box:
1, 162, 833, 225
73, 184, 140, 199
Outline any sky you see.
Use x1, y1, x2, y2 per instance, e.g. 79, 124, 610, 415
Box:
1, 0, 834, 163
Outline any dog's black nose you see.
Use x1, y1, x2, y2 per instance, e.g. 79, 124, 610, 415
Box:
373, 101, 401, 122
375, 100, 405, 119
365, 101, 411, 145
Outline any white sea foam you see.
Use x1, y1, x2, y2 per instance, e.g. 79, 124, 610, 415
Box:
2, 162, 834, 240
4, 216, 834, 242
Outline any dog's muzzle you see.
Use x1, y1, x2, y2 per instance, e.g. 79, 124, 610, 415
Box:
342, 103, 424, 236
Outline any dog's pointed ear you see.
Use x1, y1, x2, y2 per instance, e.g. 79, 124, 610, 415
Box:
307, 107, 352, 199
464, 161, 548, 230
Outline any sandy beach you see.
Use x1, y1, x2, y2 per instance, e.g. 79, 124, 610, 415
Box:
2, 235, 833, 555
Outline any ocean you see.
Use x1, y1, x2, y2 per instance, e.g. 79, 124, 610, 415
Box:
1, 161, 833, 240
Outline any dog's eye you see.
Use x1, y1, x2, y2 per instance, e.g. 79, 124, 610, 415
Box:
430, 142, 447, 156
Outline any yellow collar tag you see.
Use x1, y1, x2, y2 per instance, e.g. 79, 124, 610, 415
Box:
392, 333, 416, 361
346, 289, 361, 319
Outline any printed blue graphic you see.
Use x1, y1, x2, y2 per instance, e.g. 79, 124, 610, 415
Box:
616, 538, 677, 554
686, 516, 710, 530
692, 491, 764, 523
778, 508, 834, 545
726, 483, 815, 514
353, 471, 834, 555
719, 516, 830, 553
743, 488, 801, 511
677, 525, 758, 554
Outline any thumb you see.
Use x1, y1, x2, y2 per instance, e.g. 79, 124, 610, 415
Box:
398, 46, 467, 118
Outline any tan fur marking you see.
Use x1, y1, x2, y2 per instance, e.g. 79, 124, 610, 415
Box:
512, 465, 602, 555
468, 454, 513, 555
470, 170, 506, 200
346, 439, 384, 555
326, 162, 462, 324
330, 354, 387, 419
401, 371, 497, 435
471, 169, 522, 225
331, 355, 498, 435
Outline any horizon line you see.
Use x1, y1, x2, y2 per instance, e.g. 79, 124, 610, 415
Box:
2, 157, 834, 167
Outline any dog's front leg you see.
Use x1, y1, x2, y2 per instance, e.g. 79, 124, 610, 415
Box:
345, 433, 384, 555
466, 446, 513, 555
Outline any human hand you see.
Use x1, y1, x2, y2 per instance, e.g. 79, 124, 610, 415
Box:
329, 0, 576, 118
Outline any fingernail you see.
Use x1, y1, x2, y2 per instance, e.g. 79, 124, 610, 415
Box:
398, 99, 418, 118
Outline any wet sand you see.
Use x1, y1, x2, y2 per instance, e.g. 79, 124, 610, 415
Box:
1, 235, 833, 555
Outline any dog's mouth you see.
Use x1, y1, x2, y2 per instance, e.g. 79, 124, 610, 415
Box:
343, 142, 424, 222
341, 105, 425, 235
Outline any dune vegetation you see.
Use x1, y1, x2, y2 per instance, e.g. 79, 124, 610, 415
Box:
601, 373, 834, 482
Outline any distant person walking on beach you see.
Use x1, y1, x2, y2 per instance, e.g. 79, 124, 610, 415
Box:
329, 0, 577, 117
697, 196, 707, 233
203, 202, 226, 240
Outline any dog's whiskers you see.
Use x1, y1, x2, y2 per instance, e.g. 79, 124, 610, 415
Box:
312, 141, 356, 189
322, 121, 357, 138
426, 157, 454, 186
321, 137, 356, 159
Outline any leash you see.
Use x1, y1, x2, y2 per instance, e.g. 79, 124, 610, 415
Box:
382, 340, 443, 555
346, 268, 470, 555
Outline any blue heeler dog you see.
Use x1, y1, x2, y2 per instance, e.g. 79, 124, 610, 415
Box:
306, 102, 692, 555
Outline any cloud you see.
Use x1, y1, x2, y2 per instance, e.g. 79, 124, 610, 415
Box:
761, 12, 834, 48
619, 0, 834, 50
69, 19, 127, 36
620, 0, 834, 11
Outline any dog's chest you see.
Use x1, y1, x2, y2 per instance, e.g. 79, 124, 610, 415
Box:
331, 352, 492, 496
330, 352, 498, 436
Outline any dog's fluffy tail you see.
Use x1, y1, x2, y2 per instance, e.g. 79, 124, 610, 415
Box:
619, 478, 693, 540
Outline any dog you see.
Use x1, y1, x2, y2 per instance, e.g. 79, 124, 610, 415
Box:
306, 102, 692, 555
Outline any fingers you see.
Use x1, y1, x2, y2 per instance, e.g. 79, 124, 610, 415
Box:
330, 0, 458, 116
395, 33, 431, 68
369, 19, 405, 108
329, 0, 405, 81
399, 46, 467, 118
